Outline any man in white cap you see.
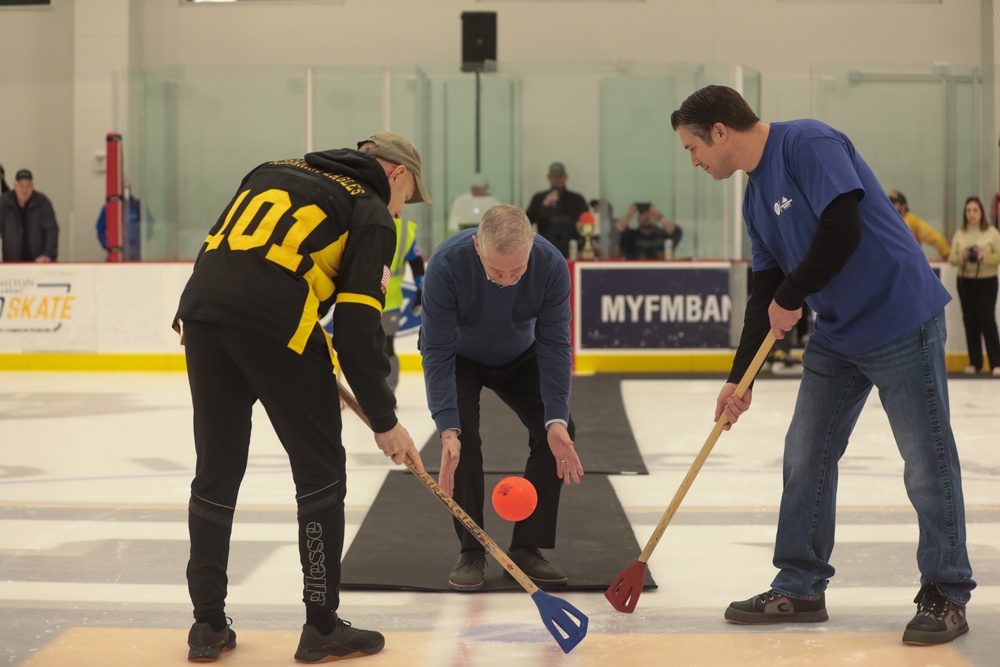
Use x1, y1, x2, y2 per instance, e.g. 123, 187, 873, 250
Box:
448, 172, 501, 234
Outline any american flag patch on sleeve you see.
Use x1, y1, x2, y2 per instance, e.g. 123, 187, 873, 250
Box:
381, 265, 391, 294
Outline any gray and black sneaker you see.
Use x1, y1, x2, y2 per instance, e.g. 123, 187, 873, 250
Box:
187, 620, 236, 662
902, 584, 969, 645
448, 550, 487, 591
294, 617, 385, 663
505, 546, 567, 586
770, 350, 803, 376
725, 589, 828, 624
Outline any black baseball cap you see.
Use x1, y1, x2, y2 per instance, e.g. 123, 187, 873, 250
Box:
15, 169, 32, 181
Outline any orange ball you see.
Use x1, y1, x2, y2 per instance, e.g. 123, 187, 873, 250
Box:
491, 476, 538, 522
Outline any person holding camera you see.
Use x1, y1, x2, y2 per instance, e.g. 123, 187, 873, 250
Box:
616, 202, 683, 260
949, 196, 1000, 376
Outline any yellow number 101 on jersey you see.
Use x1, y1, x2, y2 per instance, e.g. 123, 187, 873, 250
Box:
204, 188, 327, 273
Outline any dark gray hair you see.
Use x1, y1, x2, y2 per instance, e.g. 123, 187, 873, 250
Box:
477, 204, 533, 257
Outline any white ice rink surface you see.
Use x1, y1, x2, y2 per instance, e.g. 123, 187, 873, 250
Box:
1, 370, 998, 666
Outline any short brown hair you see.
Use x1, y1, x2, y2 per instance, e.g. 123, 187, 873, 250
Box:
670, 85, 760, 145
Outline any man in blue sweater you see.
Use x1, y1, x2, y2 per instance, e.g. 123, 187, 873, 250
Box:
421, 203, 584, 591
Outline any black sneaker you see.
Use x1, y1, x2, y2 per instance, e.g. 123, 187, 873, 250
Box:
505, 546, 567, 586
902, 584, 969, 645
448, 550, 487, 591
187, 620, 236, 662
294, 617, 385, 663
724, 589, 828, 624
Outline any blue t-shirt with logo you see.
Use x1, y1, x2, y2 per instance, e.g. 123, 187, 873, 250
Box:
743, 119, 949, 355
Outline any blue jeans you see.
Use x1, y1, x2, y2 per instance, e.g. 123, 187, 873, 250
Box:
771, 310, 975, 605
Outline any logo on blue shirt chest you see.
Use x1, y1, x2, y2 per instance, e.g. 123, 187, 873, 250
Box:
773, 197, 793, 216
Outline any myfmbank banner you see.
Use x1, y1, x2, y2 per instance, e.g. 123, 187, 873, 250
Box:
575, 262, 731, 349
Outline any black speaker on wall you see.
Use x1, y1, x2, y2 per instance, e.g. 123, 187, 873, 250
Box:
461, 12, 497, 72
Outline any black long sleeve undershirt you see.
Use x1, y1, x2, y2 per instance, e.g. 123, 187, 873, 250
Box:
728, 191, 863, 385
334, 302, 397, 433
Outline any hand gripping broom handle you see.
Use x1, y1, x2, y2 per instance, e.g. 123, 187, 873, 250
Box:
637, 331, 776, 563
336, 380, 540, 594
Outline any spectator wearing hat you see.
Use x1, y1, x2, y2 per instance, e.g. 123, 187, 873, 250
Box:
889, 190, 950, 259
448, 173, 501, 234
525, 162, 589, 259
0, 169, 59, 263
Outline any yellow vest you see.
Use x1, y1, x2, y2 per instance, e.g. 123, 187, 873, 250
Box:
386, 218, 418, 311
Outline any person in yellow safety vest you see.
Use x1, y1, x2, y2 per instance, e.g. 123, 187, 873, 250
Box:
383, 217, 425, 390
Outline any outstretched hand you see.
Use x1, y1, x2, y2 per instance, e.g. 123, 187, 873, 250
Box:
547, 422, 583, 485
438, 430, 461, 497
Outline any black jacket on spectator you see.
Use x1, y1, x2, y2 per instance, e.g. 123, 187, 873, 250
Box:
526, 187, 589, 259
0, 190, 59, 261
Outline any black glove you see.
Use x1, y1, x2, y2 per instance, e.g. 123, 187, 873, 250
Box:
411, 289, 422, 317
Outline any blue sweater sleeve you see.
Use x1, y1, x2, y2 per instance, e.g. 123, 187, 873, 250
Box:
406, 243, 424, 290
420, 256, 461, 433
534, 255, 572, 423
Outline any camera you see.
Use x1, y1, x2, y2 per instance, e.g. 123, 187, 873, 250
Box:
968, 246, 981, 263
635, 202, 651, 214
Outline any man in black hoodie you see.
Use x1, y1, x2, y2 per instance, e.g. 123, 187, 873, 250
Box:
174, 132, 429, 663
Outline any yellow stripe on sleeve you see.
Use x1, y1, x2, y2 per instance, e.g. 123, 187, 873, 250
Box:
336, 292, 383, 312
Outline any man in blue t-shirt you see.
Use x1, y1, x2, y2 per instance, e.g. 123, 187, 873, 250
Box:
671, 85, 974, 646
421, 204, 584, 591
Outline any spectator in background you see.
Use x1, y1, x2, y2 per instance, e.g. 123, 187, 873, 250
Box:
948, 196, 1000, 376
0, 169, 59, 263
383, 217, 425, 391
525, 162, 589, 259
0, 164, 9, 195
449, 173, 501, 234
616, 202, 683, 260
96, 183, 150, 261
889, 190, 950, 259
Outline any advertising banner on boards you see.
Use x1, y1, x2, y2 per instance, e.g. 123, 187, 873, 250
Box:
575, 262, 732, 350
0, 267, 96, 351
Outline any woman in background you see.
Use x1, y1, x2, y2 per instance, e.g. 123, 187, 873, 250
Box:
949, 196, 1000, 376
